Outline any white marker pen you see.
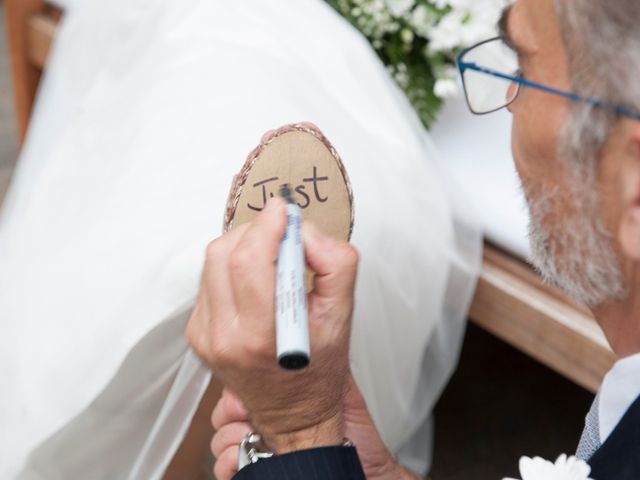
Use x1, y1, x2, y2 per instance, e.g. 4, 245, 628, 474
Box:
275, 184, 310, 370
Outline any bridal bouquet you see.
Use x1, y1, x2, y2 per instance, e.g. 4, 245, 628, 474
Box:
328, 0, 510, 128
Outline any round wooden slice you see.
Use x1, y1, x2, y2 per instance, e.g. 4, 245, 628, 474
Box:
223, 123, 354, 243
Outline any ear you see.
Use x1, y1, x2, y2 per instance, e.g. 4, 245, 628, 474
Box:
618, 122, 640, 260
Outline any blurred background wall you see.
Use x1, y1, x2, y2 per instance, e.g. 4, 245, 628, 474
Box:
0, 0, 19, 203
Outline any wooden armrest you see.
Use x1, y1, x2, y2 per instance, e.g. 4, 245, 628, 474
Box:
470, 243, 616, 393
26, 11, 59, 70
5, 0, 60, 143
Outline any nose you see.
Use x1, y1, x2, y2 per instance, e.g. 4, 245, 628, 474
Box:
506, 81, 518, 102
506, 101, 515, 114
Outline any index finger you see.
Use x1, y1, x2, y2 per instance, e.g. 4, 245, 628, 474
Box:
229, 197, 287, 334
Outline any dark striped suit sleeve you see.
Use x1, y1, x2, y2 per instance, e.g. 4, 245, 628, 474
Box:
232, 446, 366, 480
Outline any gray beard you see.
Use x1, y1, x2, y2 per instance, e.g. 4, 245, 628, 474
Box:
523, 181, 626, 308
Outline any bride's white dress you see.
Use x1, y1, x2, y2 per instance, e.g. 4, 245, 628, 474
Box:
0, 0, 481, 478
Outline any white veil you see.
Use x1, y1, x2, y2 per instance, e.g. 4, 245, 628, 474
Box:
0, 0, 481, 477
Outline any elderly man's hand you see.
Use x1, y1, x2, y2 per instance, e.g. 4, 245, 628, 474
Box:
210, 380, 421, 480
186, 197, 358, 454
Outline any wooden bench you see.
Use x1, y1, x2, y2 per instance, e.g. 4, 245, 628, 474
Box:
4, 1, 616, 395
472, 244, 614, 392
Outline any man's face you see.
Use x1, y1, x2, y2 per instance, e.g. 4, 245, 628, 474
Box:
507, 0, 570, 189
505, 0, 626, 307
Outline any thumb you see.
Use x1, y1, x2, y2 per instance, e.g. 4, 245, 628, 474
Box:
302, 222, 359, 302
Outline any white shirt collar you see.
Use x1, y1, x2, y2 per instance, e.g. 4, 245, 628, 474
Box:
598, 352, 640, 443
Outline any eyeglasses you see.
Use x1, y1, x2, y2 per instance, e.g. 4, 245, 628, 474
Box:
456, 37, 640, 121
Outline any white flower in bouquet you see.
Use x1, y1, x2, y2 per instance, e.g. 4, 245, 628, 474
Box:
434, 77, 458, 98
430, 0, 510, 52
504, 455, 595, 480
329, 0, 512, 127
409, 5, 438, 38
384, 0, 415, 17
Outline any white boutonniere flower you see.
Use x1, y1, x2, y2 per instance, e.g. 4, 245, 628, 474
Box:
503, 455, 595, 480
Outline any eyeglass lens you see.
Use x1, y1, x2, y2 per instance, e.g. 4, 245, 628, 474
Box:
462, 39, 520, 114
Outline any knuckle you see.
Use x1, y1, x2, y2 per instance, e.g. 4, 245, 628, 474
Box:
339, 243, 360, 269
211, 425, 238, 458
211, 414, 225, 433
205, 238, 225, 261
207, 336, 233, 368
222, 445, 238, 463
215, 447, 238, 479
229, 246, 254, 273
211, 395, 227, 429
242, 334, 271, 359
184, 318, 197, 346
185, 318, 206, 357
210, 407, 219, 429
210, 436, 218, 457
220, 391, 235, 418
213, 460, 225, 479
210, 432, 222, 457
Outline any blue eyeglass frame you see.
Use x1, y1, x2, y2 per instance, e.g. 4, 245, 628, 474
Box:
456, 37, 640, 121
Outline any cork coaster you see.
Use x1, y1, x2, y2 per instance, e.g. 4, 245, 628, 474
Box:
223, 123, 354, 242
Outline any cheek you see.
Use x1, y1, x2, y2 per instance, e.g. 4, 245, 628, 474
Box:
510, 95, 567, 184
598, 149, 629, 250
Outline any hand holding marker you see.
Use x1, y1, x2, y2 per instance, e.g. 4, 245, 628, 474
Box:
275, 184, 310, 370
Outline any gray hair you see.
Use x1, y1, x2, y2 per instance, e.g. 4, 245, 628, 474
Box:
524, 1, 639, 306
554, 0, 640, 180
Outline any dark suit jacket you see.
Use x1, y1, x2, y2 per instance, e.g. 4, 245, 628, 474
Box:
233, 396, 640, 479
588, 394, 640, 480
233, 446, 365, 480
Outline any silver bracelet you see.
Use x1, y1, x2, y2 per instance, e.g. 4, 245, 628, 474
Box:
238, 432, 274, 470
237, 431, 353, 470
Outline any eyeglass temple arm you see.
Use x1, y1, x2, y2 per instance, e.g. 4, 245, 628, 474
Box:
457, 59, 640, 121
